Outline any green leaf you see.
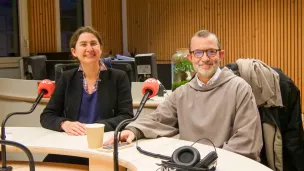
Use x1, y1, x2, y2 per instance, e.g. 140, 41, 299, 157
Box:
173, 59, 194, 74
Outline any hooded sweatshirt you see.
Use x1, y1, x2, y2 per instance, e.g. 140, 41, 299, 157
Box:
127, 67, 263, 161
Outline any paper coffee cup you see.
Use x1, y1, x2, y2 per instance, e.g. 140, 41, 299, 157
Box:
85, 124, 105, 149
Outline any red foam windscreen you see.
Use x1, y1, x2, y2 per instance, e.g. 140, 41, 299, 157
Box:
37, 79, 55, 98
142, 78, 159, 98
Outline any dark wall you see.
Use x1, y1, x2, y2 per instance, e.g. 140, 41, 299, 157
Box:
157, 64, 171, 90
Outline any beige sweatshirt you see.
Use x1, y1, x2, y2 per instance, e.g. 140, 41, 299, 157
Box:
127, 67, 263, 161
236, 58, 283, 107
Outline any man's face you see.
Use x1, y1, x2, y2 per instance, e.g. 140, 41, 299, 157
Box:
188, 35, 224, 80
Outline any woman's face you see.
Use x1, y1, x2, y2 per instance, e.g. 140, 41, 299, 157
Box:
71, 32, 102, 65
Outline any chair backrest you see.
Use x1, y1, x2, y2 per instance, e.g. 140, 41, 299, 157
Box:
111, 62, 132, 87
54, 60, 133, 87
46, 60, 78, 80
54, 63, 79, 83
36, 52, 71, 60
111, 60, 137, 82
23, 55, 47, 80
54, 58, 112, 83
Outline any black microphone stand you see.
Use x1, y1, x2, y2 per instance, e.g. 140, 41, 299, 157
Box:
0, 90, 44, 171
0, 140, 35, 171
113, 89, 152, 171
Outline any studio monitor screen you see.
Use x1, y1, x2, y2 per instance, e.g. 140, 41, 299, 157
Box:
135, 53, 158, 82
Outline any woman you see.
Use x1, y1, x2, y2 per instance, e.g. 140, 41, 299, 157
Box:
40, 26, 133, 165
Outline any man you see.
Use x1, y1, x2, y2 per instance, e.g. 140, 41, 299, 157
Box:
104, 30, 263, 161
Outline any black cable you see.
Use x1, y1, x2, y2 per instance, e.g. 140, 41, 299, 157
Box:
135, 136, 218, 171
159, 83, 169, 97
155, 167, 162, 171
135, 134, 171, 160
135, 137, 217, 160
157, 161, 209, 171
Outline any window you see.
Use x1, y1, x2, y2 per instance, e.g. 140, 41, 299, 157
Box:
0, 0, 19, 57
60, 0, 84, 52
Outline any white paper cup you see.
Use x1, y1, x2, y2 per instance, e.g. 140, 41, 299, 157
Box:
85, 124, 105, 149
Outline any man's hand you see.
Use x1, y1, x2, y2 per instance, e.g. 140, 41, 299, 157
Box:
103, 130, 135, 146
61, 121, 86, 136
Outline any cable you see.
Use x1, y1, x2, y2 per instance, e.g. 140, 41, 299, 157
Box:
136, 136, 218, 171
157, 80, 169, 97
135, 134, 171, 160
160, 83, 169, 97
156, 161, 209, 171
155, 167, 162, 171
136, 137, 217, 159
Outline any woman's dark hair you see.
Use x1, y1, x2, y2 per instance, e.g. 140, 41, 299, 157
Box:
69, 26, 103, 49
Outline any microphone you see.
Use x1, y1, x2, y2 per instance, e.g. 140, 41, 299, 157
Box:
113, 78, 159, 171
37, 79, 55, 98
141, 78, 159, 98
0, 79, 55, 171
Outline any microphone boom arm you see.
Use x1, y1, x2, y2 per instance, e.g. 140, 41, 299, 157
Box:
0, 90, 44, 170
113, 89, 152, 171
0, 140, 35, 171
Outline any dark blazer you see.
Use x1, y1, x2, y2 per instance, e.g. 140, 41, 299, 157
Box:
40, 68, 134, 132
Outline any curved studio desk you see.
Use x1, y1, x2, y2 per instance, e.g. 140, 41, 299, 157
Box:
0, 78, 167, 164
4, 127, 272, 171
0, 78, 272, 170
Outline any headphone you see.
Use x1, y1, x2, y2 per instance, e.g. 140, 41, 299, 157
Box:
136, 138, 218, 171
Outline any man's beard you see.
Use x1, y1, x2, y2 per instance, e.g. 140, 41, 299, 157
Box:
193, 59, 220, 78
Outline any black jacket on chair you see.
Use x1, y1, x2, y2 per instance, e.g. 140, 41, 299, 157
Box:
40, 68, 134, 132
260, 68, 304, 171
226, 63, 304, 171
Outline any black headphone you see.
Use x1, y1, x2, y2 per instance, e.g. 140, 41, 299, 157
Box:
136, 138, 218, 171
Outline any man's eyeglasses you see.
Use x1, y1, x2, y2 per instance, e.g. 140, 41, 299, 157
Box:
190, 49, 221, 58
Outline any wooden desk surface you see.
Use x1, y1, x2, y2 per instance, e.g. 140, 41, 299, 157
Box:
4, 127, 272, 171
0, 161, 88, 171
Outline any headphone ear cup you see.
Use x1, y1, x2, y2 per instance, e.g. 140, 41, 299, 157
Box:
171, 146, 201, 167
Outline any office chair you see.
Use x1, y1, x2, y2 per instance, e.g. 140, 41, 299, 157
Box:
111, 63, 132, 87
54, 63, 79, 83
23, 55, 47, 80
54, 60, 133, 87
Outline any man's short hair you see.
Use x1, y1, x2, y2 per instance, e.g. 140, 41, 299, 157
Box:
189, 30, 221, 50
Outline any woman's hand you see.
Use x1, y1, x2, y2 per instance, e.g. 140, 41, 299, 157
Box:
61, 121, 86, 136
